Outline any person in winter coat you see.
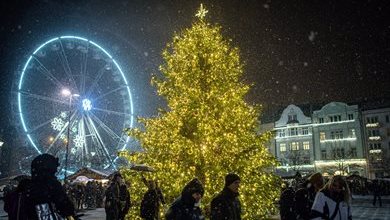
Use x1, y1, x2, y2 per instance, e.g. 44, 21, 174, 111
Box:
23, 154, 76, 219
210, 173, 241, 220
295, 172, 324, 220
140, 178, 165, 220
311, 175, 352, 220
3, 178, 31, 220
372, 179, 382, 207
165, 178, 205, 220
105, 172, 131, 220
279, 181, 296, 220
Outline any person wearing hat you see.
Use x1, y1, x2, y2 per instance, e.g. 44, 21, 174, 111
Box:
210, 173, 241, 220
165, 178, 205, 220
25, 154, 76, 219
294, 172, 324, 220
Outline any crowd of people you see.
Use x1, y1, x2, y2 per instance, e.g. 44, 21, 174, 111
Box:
1, 153, 243, 220
279, 171, 389, 220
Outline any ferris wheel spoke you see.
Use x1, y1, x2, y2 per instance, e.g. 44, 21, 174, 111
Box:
92, 107, 133, 117
58, 39, 79, 92
28, 119, 53, 134
85, 66, 108, 96
80, 44, 90, 94
89, 112, 124, 142
19, 90, 68, 105
93, 86, 127, 101
86, 116, 114, 166
32, 56, 65, 89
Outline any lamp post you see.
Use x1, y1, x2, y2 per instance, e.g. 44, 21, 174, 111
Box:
62, 89, 79, 181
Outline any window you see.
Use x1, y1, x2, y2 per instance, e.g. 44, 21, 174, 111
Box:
302, 127, 309, 135
288, 114, 297, 122
349, 129, 356, 138
303, 141, 310, 150
348, 114, 354, 120
350, 148, 357, 158
331, 130, 343, 139
321, 150, 327, 159
320, 132, 326, 141
290, 142, 299, 151
278, 130, 285, 137
289, 128, 298, 136
387, 128, 390, 137
367, 116, 378, 123
280, 143, 286, 152
370, 143, 382, 150
386, 115, 389, 123
370, 129, 380, 137
319, 118, 324, 123
334, 148, 345, 158
329, 115, 342, 122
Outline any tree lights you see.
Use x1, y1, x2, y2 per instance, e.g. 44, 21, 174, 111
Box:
122, 5, 280, 219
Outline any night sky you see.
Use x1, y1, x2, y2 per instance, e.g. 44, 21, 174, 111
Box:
1, 0, 390, 133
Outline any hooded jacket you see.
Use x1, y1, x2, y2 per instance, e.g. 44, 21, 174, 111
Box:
165, 178, 205, 220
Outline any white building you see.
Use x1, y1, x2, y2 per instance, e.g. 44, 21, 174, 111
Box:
274, 104, 314, 176
311, 102, 366, 176
362, 107, 390, 178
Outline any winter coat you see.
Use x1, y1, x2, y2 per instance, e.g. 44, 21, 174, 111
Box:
210, 187, 241, 220
141, 188, 164, 220
105, 183, 131, 220
311, 189, 352, 220
279, 187, 296, 220
294, 185, 316, 220
24, 176, 75, 219
165, 195, 204, 220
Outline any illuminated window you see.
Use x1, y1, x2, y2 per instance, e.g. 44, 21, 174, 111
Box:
280, 143, 286, 152
303, 141, 310, 150
320, 132, 326, 140
290, 142, 299, 151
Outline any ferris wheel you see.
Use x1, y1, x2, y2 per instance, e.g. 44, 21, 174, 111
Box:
17, 36, 134, 173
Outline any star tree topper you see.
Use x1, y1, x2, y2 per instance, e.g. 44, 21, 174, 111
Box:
195, 3, 208, 20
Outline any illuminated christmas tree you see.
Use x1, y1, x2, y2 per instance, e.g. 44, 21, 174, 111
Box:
122, 4, 280, 219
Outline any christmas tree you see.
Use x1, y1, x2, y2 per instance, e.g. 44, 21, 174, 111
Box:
122, 4, 280, 219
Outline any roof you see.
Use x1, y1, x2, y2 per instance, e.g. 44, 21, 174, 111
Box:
67, 167, 111, 180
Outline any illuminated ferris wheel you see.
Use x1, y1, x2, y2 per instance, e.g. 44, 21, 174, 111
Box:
17, 36, 134, 172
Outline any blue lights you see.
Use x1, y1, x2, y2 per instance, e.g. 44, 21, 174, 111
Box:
17, 35, 134, 163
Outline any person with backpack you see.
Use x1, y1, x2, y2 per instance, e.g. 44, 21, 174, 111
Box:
294, 172, 324, 220
9, 154, 76, 220
311, 175, 352, 220
140, 177, 165, 220
279, 181, 296, 220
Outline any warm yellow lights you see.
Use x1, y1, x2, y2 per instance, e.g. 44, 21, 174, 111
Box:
121, 4, 280, 219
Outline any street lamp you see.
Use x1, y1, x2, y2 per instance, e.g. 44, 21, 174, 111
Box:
62, 88, 79, 181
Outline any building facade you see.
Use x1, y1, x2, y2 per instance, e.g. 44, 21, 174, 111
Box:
263, 102, 369, 177
362, 107, 390, 178
274, 104, 315, 176
311, 102, 366, 176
